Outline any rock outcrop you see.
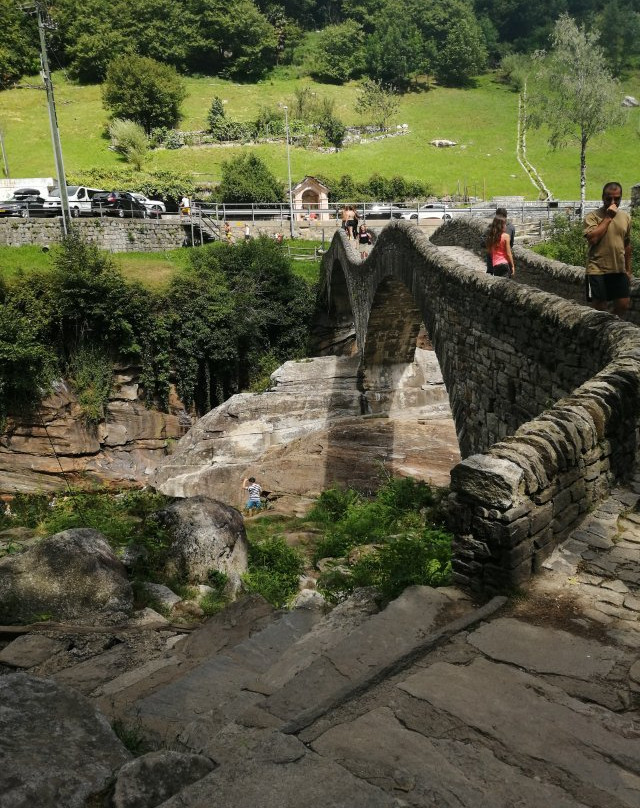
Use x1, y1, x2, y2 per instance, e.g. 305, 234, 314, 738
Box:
0, 368, 190, 494
154, 353, 459, 503
153, 496, 248, 583
0, 672, 131, 808
112, 750, 215, 808
0, 527, 133, 623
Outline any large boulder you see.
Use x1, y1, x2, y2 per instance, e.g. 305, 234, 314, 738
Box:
0, 672, 131, 808
0, 527, 133, 623
153, 496, 248, 583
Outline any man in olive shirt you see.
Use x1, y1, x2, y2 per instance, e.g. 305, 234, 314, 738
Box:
583, 181, 632, 318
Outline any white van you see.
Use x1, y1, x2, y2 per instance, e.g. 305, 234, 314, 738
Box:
44, 185, 104, 217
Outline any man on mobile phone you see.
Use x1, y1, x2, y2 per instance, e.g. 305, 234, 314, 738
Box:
584, 181, 632, 318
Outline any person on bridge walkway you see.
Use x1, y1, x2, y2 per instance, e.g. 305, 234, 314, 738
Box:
486, 212, 515, 278
358, 223, 373, 259
584, 181, 632, 319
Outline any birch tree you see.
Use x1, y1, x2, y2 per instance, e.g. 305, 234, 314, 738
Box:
528, 14, 626, 213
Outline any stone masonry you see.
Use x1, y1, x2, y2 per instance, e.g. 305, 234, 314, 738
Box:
432, 216, 640, 327
320, 222, 640, 592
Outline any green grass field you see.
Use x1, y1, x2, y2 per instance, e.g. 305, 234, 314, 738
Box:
2, 71, 640, 200
0, 242, 321, 288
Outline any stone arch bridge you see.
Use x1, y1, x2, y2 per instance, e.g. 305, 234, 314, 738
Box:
317, 219, 640, 592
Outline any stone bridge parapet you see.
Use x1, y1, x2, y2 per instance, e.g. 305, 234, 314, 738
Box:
319, 221, 640, 591
431, 217, 640, 326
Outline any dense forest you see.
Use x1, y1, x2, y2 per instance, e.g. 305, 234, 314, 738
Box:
2, 0, 640, 90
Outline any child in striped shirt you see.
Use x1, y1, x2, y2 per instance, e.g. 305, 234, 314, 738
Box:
243, 476, 262, 511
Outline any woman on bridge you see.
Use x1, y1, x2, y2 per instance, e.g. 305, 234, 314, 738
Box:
486, 213, 515, 278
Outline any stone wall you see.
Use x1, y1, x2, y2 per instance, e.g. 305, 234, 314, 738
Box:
0, 218, 188, 252
321, 222, 640, 591
431, 217, 640, 327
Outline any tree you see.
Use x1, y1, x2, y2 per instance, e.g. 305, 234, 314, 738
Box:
108, 119, 148, 171
528, 14, 626, 212
364, 6, 424, 88
358, 79, 399, 130
309, 21, 365, 83
0, 1, 39, 90
217, 153, 284, 203
434, 16, 487, 86
102, 56, 186, 134
596, 0, 640, 77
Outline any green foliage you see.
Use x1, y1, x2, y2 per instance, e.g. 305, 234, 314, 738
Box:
433, 15, 487, 86
67, 346, 113, 425
1, 489, 173, 578
528, 14, 627, 208
0, 294, 56, 428
166, 237, 315, 411
103, 56, 187, 134
499, 53, 531, 93
0, 0, 39, 90
536, 212, 640, 277
111, 718, 152, 756
243, 535, 304, 607
358, 79, 399, 130
533, 214, 586, 267
347, 529, 452, 601
309, 21, 365, 83
316, 172, 432, 201
310, 477, 452, 603
108, 119, 148, 171
364, 4, 424, 88
67, 168, 194, 204
218, 153, 285, 203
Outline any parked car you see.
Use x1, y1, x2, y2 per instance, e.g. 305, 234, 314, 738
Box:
399, 204, 452, 222
0, 193, 61, 218
44, 185, 104, 217
358, 203, 405, 219
91, 192, 148, 218
130, 192, 165, 218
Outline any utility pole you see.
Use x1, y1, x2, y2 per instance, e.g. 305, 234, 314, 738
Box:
24, 2, 71, 233
283, 105, 295, 239
0, 129, 9, 178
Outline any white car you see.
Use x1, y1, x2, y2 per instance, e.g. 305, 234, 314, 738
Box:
130, 193, 165, 218
400, 205, 452, 222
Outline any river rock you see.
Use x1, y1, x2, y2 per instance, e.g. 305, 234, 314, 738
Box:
112, 750, 215, 808
152, 496, 248, 583
0, 527, 133, 623
0, 672, 131, 808
154, 354, 458, 503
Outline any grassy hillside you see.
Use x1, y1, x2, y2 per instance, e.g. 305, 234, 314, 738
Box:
2, 71, 640, 200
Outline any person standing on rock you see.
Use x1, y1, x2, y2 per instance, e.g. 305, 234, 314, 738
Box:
584, 181, 632, 319
486, 212, 515, 278
242, 476, 262, 512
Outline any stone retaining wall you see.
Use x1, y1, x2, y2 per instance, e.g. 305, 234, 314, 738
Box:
0, 218, 187, 252
431, 217, 640, 327
322, 222, 640, 591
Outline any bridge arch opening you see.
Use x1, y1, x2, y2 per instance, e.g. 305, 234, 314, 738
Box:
310, 260, 358, 356
361, 275, 454, 432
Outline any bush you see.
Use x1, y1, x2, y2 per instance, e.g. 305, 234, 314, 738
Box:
310, 476, 453, 603
243, 536, 304, 607
108, 119, 148, 170
533, 214, 587, 266
217, 153, 284, 203
68, 346, 113, 425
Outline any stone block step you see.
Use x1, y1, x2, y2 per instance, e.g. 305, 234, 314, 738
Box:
134, 606, 322, 735
259, 587, 501, 733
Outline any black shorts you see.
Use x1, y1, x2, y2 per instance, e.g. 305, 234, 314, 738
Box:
488, 263, 511, 277
586, 273, 630, 302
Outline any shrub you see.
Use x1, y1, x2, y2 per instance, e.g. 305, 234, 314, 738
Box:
217, 153, 284, 203
68, 346, 113, 425
243, 536, 304, 607
533, 214, 586, 266
108, 119, 148, 170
